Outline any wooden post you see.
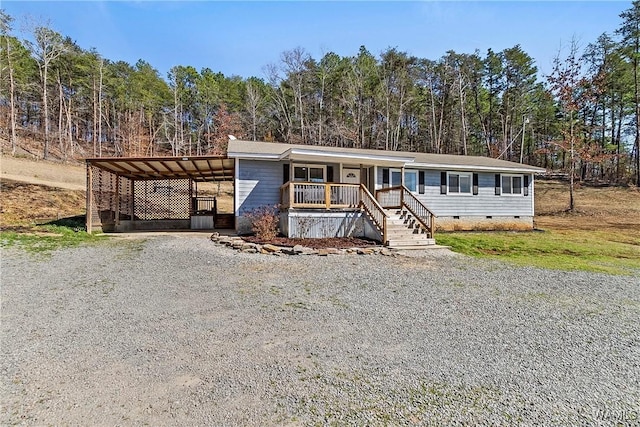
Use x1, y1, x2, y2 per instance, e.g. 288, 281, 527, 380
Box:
325, 183, 331, 209
289, 183, 294, 208
86, 163, 93, 233
383, 216, 387, 245
130, 179, 135, 221
115, 175, 120, 226
188, 178, 194, 216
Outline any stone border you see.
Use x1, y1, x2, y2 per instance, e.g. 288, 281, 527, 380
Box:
210, 233, 395, 256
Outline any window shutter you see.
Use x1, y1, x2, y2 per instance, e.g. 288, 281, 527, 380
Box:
524, 175, 529, 196
495, 174, 501, 195
382, 168, 389, 188
327, 166, 334, 182
418, 171, 425, 194
473, 173, 479, 195
440, 172, 447, 194
283, 164, 289, 184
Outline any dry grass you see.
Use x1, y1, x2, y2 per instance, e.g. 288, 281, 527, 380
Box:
1, 180, 86, 230
534, 180, 640, 242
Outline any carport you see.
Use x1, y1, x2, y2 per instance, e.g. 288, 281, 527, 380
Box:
85, 156, 235, 233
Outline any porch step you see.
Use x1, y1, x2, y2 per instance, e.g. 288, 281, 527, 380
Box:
387, 238, 436, 248
382, 207, 435, 248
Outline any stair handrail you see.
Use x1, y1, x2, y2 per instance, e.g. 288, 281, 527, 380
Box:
400, 185, 436, 238
359, 184, 389, 244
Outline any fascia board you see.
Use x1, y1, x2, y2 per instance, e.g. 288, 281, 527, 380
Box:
410, 162, 545, 173
226, 152, 282, 160
287, 148, 415, 163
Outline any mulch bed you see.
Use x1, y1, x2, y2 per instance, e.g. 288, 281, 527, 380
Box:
241, 236, 380, 249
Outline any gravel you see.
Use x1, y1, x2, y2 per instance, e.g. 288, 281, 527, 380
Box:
1, 234, 639, 426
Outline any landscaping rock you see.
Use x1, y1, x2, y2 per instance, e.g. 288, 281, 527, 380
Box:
292, 245, 305, 254
357, 248, 375, 255
262, 244, 281, 253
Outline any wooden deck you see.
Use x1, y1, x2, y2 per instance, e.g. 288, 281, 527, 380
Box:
279, 182, 436, 243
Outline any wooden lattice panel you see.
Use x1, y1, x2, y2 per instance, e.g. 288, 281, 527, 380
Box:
90, 165, 118, 228
133, 179, 190, 220
118, 176, 133, 220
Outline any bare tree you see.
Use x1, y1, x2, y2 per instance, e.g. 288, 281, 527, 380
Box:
25, 22, 66, 159
0, 12, 17, 154
245, 78, 263, 141
548, 39, 587, 211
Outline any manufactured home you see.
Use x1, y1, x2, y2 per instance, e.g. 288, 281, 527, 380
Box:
227, 140, 545, 248
85, 139, 545, 248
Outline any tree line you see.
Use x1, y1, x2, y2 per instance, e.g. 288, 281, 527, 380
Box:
1, 4, 640, 186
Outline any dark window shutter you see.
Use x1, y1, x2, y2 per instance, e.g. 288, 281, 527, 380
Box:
327, 166, 334, 182
495, 174, 501, 195
473, 173, 479, 195
440, 172, 447, 194
382, 168, 389, 188
283, 164, 289, 184
524, 175, 529, 196
418, 171, 425, 194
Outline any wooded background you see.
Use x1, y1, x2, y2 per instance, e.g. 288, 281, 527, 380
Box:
2, 3, 640, 186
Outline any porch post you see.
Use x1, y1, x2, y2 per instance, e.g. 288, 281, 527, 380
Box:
325, 183, 331, 209
400, 166, 405, 207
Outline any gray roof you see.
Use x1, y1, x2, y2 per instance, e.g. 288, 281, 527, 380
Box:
227, 140, 546, 173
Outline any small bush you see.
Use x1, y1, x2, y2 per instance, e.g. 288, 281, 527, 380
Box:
246, 205, 280, 241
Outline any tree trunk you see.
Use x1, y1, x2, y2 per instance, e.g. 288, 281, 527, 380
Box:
6, 35, 17, 155
42, 62, 50, 159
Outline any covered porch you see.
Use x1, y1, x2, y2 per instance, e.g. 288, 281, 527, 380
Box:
279, 181, 436, 244
85, 156, 235, 233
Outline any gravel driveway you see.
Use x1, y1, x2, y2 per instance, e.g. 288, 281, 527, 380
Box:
2, 234, 639, 426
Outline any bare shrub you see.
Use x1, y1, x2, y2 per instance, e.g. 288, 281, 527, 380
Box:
246, 205, 280, 241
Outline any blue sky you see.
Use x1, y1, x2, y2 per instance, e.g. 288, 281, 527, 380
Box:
1, 1, 630, 80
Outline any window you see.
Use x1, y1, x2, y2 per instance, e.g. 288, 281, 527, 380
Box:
448, 172, 472, 194
293, 164, 326, 182
381, 168, 403, 188
501, 174, 523, 195
404, 170, 418, 192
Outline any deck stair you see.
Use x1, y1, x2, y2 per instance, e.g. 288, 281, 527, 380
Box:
384, 209, 436, 249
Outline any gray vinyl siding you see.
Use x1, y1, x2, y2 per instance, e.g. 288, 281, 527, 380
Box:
236, 159, 283, 215
375, 167, 534, 217
419, 170, 533, 217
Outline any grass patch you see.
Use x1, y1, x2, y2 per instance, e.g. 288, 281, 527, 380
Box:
1, 216, 106, 254
436, 230, 640, 275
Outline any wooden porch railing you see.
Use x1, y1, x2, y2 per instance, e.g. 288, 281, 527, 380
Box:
376, 185, 436, 238
279, 182, 434, 243
280, 182, 360, 209
358, 184, 389, 244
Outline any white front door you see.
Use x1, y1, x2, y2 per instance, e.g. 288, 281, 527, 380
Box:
342, 168, 360, 184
